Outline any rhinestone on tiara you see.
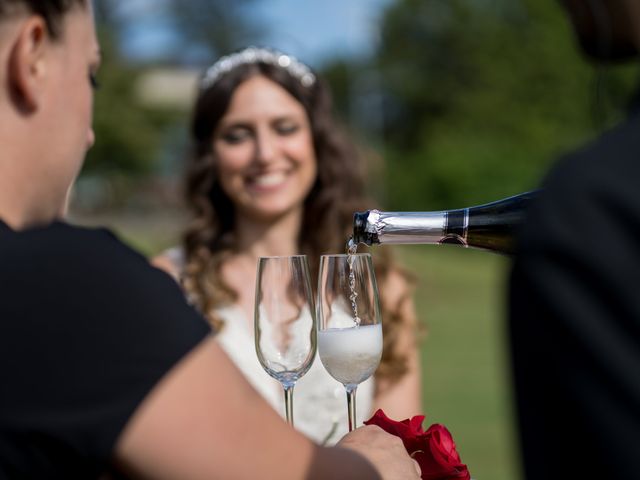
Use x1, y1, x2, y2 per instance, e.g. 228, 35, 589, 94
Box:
200, 47, 316, 91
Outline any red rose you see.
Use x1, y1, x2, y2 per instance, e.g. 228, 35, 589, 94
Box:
364, 409, 470, 480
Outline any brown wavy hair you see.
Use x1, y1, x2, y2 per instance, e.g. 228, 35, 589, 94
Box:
181, 50, 414, 384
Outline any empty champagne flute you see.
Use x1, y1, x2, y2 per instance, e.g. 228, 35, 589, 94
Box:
255, 255, 316, 426
316, 253, 383, 432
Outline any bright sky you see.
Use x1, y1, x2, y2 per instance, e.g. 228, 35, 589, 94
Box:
252, 0, 393, 66
120, 0, 394, 68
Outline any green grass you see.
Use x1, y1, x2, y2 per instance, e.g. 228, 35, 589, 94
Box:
395, 245, 521, 480
76, 212, 522, 480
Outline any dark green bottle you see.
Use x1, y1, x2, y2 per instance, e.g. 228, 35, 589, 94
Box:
352, 191, 538, 255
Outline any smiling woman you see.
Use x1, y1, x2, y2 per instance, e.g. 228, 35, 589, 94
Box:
212, 75, 318, 221
152, 46, 423, 445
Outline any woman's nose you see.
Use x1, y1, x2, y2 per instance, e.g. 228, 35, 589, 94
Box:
254, 130, 277, 164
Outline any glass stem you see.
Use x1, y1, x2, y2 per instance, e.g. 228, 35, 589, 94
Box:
346, 384, 358, 432
283, 384, 295, 427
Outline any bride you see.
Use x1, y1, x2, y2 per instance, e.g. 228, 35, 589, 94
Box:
153, 46, 422, 444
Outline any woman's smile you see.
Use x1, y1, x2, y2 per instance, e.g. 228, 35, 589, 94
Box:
246, 170, 290, 192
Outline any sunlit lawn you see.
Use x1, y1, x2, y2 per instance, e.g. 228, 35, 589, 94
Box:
77, 210, 522, 480
397, 246, 521, 480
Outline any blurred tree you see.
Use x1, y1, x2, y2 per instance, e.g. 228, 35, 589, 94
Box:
84, 0, 181, 175
372, 0, 639, 209
73, 0, 187, 210
86, 37, 175, 177
320, 59, 355, 122
321, 58, 390, 203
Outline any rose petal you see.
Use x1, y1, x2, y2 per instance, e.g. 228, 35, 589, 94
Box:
424, 425, 470, 480
427, 424, 463, 465
409, 414, 427, 434
364, 410, 470, 480
365, 409, 424, 438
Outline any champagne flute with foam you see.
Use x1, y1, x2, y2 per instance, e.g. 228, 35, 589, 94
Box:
316, 253, 382, 432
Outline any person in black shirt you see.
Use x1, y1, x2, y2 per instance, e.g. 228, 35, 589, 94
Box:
0, 1, 421, 479
509, 0, 640, 478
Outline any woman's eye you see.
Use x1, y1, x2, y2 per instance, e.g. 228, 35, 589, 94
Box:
221, 128, 251, 144
89, 72, 100, 90
276, 123, 299, 135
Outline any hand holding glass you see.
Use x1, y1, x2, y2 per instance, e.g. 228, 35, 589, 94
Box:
317, 253, 383, 432
254, 255, 316, 426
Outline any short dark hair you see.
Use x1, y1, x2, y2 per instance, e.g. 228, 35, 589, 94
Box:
0, 0, 87, 39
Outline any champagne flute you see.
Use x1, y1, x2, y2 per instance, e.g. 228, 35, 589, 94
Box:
255, 255, 316, 426
316, 253, 382, 432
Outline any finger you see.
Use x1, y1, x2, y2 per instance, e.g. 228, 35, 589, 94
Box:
412, 459, 421, 477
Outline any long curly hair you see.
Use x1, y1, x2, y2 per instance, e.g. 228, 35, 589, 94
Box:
181, 51, 414, 384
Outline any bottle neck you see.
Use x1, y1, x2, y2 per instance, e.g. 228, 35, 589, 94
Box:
355, 210, 451, 245
353, 190, 538, 253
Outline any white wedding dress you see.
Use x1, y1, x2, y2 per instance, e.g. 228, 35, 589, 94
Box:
160, 248, 375, 445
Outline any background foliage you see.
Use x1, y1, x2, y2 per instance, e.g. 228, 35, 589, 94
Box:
330, 0, 638, 208
85, 0, 638, 212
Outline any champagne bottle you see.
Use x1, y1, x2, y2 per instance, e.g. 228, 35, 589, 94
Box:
352, 191, 538, 255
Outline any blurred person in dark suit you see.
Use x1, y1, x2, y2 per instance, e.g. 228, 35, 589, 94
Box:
509, 0, 640, 478
0, 1, 421, 479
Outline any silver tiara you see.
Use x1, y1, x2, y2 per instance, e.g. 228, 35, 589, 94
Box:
200, 46, 316, 91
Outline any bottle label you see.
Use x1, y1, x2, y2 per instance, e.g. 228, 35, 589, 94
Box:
439, 234, 468, 247
444, 209, 469, 245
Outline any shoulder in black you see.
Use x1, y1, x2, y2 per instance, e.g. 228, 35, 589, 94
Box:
0, 221, 211, 478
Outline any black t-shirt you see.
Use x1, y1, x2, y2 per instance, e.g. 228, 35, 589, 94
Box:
509, 107, 640, 478
0, 220, 211, 479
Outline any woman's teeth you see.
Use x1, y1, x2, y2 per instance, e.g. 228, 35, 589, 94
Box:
252, 172, 287, 187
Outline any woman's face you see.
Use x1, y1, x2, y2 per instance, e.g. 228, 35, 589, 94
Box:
38, 4, 99, 219
212, 75, 318, 221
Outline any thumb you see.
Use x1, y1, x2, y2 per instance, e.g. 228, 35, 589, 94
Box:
413, 459, 421, 477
